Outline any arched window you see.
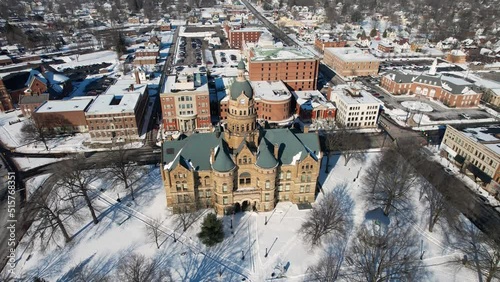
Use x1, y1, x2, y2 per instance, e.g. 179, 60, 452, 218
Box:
243, 156, 247, 164
307, 172, 311, 182
239, 172, 251, 185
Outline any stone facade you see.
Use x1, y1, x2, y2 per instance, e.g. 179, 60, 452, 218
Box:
161, 62, 321, 215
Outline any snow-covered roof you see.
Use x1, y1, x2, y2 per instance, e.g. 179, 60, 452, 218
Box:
86, 93, 142, 114
324, 47, 379, 62
332, 84, 383, 105
459, 126, 500, 155
293, 90, 336, 110
36, 97, 93, 113
250, 81, 291, 102
249, 46, 316, 61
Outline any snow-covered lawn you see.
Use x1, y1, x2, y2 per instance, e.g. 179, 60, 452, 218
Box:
6, 153, 481, 281
401, 101, 434, 112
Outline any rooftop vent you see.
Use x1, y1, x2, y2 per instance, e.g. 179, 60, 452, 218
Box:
110, 95, 123, 105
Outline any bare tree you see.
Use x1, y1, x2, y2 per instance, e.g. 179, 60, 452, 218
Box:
450, 218, 500, 282
174, 199, 202, 232
115, 253, 172, 282
346, 220, 426, 282
146, 216, 165, 249
307, 237, 348, 281
107, 145, 144, 200
54, 156, 100, 225
420, 173, 459, 232
24, 185, 76, 249
324, 127, 366, 167
299, 184, 353, 247
20, 115, 50, 150
362, 149, 418, 215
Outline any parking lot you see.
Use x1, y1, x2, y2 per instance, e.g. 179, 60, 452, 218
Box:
172, 26, 230, 69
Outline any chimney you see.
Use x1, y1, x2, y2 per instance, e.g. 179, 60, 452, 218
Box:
326, 84, 332, 101
273, 144, 279, 159
134, 69, 141, 84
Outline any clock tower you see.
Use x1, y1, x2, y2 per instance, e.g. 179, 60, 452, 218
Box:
225, 60, 258, 149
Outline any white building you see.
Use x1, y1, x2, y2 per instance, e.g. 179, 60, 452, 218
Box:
330, 84, 382, 128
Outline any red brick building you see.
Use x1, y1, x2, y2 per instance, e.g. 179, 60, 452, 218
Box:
19, 94, 49, 116
34, 98, 93, 132
160, 73, 211, 132
445, 50, 467, 64
314, 37, 347, 53
247, 46, 319, 91
292, 90, 336, 123
381, 69, 482, 108
220, 80, 294, 123
224, 24, 267, 49
378, 41, 395, 53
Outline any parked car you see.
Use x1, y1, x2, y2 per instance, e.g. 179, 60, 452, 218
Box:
444, 167, 454, 175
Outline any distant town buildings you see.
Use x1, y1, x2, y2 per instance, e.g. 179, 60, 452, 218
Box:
330, 84, 382, 128
323, 47, 380, 78
314, 36, 347, 53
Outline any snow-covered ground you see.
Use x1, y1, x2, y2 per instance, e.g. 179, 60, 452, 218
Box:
412, 113, 497, 127
214, 50, 241, 66
401, 101, 434, 112
52, 51, 119, 70
5, 151, 482, 281
24, 174, 51, 197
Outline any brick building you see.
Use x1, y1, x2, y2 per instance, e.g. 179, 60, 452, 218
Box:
224, 24, 267, 49
381, 62, 482, 108
18, 94, 49, 116
85, 81, 149, 141
247, 46, 319, 91
134, 43, 160, 66
34, 97, 94, 132
292, 90, 336, 123
314, 36, 347, 53
220, 79, 294, 123
2, 72, 30, 106
377, 41, 395, 53
160, 62, 321, 215
160, 72, 211, 132
445, 50, 467, 64
323, 47, 380, 78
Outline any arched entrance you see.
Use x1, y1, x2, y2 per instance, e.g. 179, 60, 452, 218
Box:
242, 200, 249, 212
234, 200, 259, 213
234, 202, 241, 213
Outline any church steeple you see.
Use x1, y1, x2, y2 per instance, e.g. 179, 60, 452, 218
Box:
428, 58, 438, 76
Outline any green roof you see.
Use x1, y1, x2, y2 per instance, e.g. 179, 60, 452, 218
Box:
230, 80, 253, 100
238, 60, 245, 70
256, 138, 278, 169
161, 129, 320, 172
212, 137, 236, 172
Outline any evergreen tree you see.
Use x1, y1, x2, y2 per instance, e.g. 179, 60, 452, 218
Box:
115, 32, 127, 58
370, 28, 377, 37
383, 29, 388, 38
197, 213, 224, 247
361, 30, 367, 38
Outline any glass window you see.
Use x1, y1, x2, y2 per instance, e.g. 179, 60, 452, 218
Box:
223, 196, 228, 205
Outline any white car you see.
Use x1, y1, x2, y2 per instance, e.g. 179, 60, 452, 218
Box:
444, 167, 454, 175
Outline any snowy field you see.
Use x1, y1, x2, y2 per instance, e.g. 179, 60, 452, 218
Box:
4, 151, 482, 281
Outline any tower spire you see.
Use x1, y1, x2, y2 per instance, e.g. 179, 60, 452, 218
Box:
428, 58, 438, 76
